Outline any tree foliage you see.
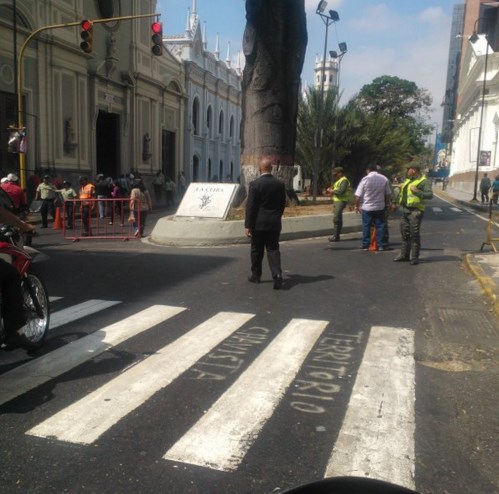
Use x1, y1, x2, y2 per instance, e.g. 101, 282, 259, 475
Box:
295, 75, 435, 190
356, 75, 432, 119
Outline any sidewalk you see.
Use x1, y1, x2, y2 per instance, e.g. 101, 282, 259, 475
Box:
435, 185, 499, 317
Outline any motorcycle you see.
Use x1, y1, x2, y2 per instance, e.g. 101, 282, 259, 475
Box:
0, 224, 50, 350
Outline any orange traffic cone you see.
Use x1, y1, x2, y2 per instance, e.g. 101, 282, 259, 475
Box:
53, 206, 62, 230
368, 226, 378, 251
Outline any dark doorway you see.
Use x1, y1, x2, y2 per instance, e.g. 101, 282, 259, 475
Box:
162, 130, 175, 181
96, 111, 120, 178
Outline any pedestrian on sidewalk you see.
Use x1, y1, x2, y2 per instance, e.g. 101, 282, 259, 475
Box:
153, 170, 165, 204
480, 173, 491, 204
326, 167, 350, 242
95, 174, 110, 220
60, 181, 78, 228
35, 175, 57, 228
354, 163, 392, 251
245, 159, 286, 289
79, 177, 95, 236
164, 177, 176, 207
393, 163, 433, 265
129, 178, 152, 237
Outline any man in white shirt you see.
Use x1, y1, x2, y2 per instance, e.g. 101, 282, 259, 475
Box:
354, 163, 392, 251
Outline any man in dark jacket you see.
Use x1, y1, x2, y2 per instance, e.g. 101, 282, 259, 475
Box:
244, 159, 286, 289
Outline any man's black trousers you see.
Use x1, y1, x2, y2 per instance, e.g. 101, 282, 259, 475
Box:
250, 230, 282, 279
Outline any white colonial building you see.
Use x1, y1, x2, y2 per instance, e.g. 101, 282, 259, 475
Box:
165, 0, 242, 184
449, 0, 499, 195
451, 34, 499, 192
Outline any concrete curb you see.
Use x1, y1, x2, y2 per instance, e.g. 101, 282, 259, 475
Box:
150, 211, 362, 247
464, 253, 499, 317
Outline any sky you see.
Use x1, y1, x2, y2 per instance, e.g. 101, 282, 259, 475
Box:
157, 0, 459, 131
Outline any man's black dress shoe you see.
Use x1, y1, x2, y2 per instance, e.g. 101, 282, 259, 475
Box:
273, 275, 283, 290
393, 256, 409, 262
248, 275, 260, 283
410, 259, 419, 265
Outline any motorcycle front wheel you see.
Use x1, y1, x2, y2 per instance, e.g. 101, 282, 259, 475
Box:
18, 269, 50, 349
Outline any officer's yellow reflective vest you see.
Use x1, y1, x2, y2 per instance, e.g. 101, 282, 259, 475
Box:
333, 176, 350, 203
399, 176, 427, 211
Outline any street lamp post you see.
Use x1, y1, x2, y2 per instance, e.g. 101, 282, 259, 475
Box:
470, 31, 489, 202
329, 43, 347, 172
312, 1, 339, 201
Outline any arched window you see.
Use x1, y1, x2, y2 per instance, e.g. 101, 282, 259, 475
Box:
206, 106, 212, 138
219, 110, 224, 138
229, 116, 234, 140
207, 158, 212, 182
192, 98, 200, 135
0, 5, 31, 27
219, 160, 223, 180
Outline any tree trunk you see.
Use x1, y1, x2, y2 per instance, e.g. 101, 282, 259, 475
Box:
239, 0, 307, 200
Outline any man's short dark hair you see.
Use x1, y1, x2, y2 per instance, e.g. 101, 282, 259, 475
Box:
367, 163, 377, 172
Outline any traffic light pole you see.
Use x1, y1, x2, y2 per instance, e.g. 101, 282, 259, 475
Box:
16, 12, 159, 189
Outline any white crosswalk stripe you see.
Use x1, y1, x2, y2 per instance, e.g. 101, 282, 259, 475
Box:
27, 311, 254, 444
0, 298, 417, 490
164, 318, 329, 471
0, 305, 185, 406
431, 206, 463, 214
50, 299, 121, 329
325, 326, 416, 490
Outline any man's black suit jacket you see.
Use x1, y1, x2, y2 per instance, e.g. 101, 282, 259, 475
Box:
245, 173, 286, 232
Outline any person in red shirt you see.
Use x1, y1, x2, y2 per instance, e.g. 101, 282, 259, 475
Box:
0, 173, 27, 212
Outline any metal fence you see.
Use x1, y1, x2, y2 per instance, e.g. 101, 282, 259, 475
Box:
61, 198, 141, 241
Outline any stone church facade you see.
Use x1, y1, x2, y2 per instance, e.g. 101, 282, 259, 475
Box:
0, 0, 242, 200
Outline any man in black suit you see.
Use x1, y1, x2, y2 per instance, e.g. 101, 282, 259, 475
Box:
245, 159, 286, 289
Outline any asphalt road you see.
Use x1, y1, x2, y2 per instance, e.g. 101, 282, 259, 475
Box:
1, 196, 498, 494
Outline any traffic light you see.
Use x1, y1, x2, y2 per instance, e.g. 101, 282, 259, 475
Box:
151, 22, 163, 56
80, 19, 93, 53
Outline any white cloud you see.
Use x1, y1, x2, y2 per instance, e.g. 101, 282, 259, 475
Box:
347, 4, 401, 33
417, 6, 447, 25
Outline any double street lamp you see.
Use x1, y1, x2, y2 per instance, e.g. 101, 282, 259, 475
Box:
312, 1, 340, 201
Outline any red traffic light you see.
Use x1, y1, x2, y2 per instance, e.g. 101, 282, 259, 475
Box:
151, 22, 163, 56
80, 19, 94, 53
81, 19, 93, 31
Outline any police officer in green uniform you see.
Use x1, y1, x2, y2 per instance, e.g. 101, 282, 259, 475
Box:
327, 167, 350, 242
394, 163, 433, 265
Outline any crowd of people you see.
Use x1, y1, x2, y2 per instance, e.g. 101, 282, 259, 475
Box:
329, 162, 433, 265
0, 171, 176, 238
